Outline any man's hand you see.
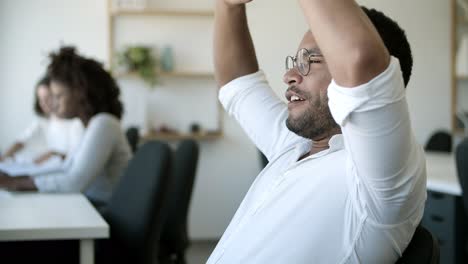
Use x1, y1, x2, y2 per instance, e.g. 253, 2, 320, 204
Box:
223, 0, 253, 5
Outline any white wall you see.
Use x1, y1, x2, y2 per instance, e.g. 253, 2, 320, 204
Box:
359, 0, 452, 141
0, 0, 108, 146
0, 0, 452, 239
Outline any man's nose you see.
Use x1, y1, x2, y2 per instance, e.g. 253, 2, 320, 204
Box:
283, 68, 303, 86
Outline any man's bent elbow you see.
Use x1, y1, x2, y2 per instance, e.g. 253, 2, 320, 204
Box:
336, 47, 390, 87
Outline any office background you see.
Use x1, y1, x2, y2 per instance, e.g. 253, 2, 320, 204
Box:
0, 0, 454, 240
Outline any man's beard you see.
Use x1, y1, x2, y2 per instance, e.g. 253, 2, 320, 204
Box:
286, 94, 339, 140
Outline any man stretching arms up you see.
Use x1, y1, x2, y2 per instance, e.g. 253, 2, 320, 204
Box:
209, 0, 426, 263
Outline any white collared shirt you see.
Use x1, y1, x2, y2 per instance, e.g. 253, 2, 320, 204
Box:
207, 57, 426, 264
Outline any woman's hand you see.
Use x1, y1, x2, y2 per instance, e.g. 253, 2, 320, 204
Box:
0, 172, 14, 189
0, 172, 37, 191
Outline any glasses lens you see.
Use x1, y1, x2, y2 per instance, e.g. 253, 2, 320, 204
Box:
297, 49, 310, 75
285, 56, 294, 71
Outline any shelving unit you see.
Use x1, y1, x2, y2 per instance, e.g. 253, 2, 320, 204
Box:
159, 71, 214, 79
111, 9, 214, 17
115, 70, 214, 79
141, 131, 222, 141
107, 0, 222, 141
451, 0, 468, 133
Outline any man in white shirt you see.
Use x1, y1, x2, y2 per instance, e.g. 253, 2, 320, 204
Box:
208, 0, 426, 263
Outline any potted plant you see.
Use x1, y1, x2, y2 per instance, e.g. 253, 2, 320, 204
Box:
117, 45, 158, 87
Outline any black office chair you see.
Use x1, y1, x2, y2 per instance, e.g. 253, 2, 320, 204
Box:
425, 130, 452, 152
96, 141, 173, 264
126, 126, 140, 154
259, 149, 268, 169
456, 138, 468, 218
159, 140, 200, 264
396, 225, 440, 264
456, 137, 468, 255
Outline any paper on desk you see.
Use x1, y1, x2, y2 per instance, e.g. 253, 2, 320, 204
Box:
0, 156, 63, 176
0, 189, 13, 198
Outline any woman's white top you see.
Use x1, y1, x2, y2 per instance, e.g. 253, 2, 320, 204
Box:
33, 113, 132, 204
16, 116, 84, 160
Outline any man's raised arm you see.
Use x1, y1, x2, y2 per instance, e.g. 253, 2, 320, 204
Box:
214, 0, 259, 87
299, 0, 390, 87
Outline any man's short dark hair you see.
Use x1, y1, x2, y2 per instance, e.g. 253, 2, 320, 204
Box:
362, 7, 413, 87
34, 74, 50, 117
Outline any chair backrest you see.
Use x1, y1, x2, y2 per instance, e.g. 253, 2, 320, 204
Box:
396, 225, 440, 264
103, 141, 172, 263
425, 131, 452, 152
160, 139, 199, 251
456, 137, 468, 216
259, 149, 268, 169
126, 126, 140, 153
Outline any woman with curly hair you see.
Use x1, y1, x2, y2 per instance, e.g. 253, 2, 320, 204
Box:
0, 46, 132, 206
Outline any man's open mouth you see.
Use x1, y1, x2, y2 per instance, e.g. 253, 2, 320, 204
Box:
286, 90, 307, 105
289, 95, 305, 103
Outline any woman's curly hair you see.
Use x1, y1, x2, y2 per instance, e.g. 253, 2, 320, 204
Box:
46, 46, 123, 119
34, 74, 51, 117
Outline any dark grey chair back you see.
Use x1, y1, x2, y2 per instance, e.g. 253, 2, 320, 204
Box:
456, 138, 468, 218
126, 126, 140, 153
159, 139, 199, 264
99, 141, 173, 264
425, 131, 452, 152
259, 149, 268, 169
396, 225, 440, 264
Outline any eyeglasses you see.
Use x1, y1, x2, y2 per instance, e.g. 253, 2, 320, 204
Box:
285, 48, 323, 76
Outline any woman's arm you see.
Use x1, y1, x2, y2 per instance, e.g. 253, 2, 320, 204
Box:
34, 151, 66, 164
33, 114, 120, 193
0, 142, 25, 160
1, 120, 46, 161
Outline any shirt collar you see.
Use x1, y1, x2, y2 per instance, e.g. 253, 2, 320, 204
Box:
294, 134, 345, 161
328, 134, 344, 152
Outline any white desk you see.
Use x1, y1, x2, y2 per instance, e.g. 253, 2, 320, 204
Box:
425, 152, 462, 196
0, 192, 109, 264
423, 152, 466, 264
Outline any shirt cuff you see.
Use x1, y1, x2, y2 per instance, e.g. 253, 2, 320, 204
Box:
327, 56, 405, 126
218, 70, 267, 113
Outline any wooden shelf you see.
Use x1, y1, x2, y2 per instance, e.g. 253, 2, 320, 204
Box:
457, 75, 468, 81
142, 131, 222, 141
107, 0, 223, 137
160, 71, 214, 78
114, 70, 214, 79
111, 9, 214, 17
454, 127, 465, 134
